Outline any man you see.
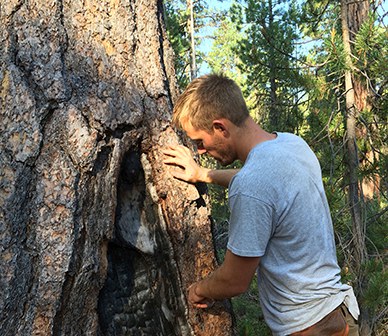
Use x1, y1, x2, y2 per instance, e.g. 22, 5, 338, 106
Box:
163, 74, 359, 335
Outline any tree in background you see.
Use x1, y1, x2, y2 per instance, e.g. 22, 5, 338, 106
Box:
207, 16, 244, 84
300, 1, 387, 334
341, 1, 386, 334
164, 0, 222, 87
164, 0, 192, 87
233, 0, 305, 133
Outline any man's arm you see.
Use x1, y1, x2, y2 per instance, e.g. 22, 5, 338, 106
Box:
188, 249, 260, 308
162, 145, 239, 188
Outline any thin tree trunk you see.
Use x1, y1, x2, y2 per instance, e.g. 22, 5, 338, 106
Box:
341, 0, 366, 269
267, 0, 279, 131
0, 1, 233, 335
340, 1, 369, 335
346, 0, 380, 201
188, 0, 197, 80
341, 0, 367, 271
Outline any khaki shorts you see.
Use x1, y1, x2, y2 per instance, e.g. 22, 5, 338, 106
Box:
290, 303, 359, 336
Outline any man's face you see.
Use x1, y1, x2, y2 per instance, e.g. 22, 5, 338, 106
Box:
183, 122, 236, 166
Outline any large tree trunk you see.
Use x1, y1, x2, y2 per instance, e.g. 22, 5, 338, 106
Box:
0, 1, 233, 335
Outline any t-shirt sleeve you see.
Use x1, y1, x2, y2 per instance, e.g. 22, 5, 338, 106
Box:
227, 192, 274, 257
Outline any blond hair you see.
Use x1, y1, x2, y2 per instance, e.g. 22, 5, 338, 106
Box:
172, 74, 249, 132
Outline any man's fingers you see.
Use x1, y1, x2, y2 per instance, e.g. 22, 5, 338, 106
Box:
162, 148, 178, 158
163, 147, 195, 168
163, 157, 186, 169
192, 300, 215, 309
162, 145, 200, 183
163, 145, 193, 158
169, 170, 190, 182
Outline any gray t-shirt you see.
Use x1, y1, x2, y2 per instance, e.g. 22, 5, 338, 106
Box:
227, 132, 359, 335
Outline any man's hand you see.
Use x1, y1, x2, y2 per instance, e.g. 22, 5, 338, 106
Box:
187, 250, 260, 309
187, 283, 215, 309
162, 145, 209, 183
163, 144, 239, 187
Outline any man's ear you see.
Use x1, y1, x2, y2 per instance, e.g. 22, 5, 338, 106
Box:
212, 119, 230, 137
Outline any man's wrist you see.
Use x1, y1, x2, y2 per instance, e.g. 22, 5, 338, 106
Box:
193, 282, 202, 297
195, 280, 210, 299
199, 168, 212, 184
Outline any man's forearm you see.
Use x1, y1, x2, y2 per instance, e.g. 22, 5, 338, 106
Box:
189, 250, 260, 303
204, 169, 240, 188
194, 264, 247, 300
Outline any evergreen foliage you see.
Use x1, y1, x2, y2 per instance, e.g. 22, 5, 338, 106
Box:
232, 0, 305, 133
163, 0, 191, 88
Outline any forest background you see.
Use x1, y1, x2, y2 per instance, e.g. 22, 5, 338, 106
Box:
163, 0, 387, 335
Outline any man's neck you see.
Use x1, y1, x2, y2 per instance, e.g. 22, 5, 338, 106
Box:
234, 117, 276, 162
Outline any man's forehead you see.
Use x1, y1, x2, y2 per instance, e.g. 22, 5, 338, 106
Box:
182, 121, 198, 137
184, 123, 209, 140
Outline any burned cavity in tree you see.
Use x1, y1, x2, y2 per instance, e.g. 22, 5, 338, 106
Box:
98, 149, 185, 335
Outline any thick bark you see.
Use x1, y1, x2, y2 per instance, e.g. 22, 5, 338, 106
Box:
0, 1, 233, 335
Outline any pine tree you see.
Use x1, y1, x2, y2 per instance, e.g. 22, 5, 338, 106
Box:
299, 1, 387, 333
235, 0, 304, 132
